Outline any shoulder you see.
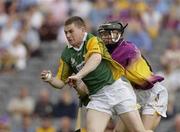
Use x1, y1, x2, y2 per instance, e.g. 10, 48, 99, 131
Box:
86, 33, 104, 49
125, 40, 140, 53
61, 46, 72, 62
122, 40, 137, 49
116, 40, 138, 52
61, 46, 68, 57
86, 33, 102, 44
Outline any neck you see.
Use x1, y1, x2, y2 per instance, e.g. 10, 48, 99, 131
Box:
74, 42, 82, 48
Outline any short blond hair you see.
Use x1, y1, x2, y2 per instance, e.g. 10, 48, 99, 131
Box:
65, 16, 86, 28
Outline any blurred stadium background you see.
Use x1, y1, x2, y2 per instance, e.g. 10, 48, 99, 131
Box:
0, 0, 179, 131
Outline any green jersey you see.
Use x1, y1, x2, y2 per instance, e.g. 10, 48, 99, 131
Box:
56, 33, 124, 95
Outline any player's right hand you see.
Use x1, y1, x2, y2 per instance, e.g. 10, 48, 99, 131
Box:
41, 70, 52, 82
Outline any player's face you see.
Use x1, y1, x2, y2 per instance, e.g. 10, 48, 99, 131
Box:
64, 23, 85, 48
99, 30, 112, 45
99, 30, 120, 45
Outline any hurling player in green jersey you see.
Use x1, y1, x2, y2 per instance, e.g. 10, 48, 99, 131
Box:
41, 16, 153, 132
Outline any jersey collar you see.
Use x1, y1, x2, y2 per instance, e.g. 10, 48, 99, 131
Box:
70, 32, 88, 51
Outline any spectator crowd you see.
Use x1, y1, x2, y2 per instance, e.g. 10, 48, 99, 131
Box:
0, 0, 179, 131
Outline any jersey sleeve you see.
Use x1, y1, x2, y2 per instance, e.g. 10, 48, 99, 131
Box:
85, 37, 105, 60
125, 44, 153, 87
127, 45, 141, 67
56, 58, 73, 83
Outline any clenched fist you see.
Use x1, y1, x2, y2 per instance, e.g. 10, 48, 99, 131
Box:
41, 70, 52, 82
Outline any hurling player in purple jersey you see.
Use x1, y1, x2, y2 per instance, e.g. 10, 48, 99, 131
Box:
98, 21, 168, 131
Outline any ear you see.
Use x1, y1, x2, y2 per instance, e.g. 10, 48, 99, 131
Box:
81, 26, 86, 32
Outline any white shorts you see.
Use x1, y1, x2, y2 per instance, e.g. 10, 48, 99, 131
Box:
134, 82, 168, 117
86, 79, 138, 116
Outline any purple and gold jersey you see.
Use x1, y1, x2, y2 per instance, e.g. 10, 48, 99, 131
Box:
108, 39, 164, 90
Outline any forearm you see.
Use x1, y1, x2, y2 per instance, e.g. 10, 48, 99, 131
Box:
75, 81, 89, 97
48, 77, 65, 89
77, 53, 102, 78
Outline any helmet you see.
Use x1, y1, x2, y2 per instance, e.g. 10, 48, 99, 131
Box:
98, 21, 128, 43
98, 21, 128, 34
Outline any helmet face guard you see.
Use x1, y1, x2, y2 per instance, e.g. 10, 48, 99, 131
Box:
98, 21, 128, 44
